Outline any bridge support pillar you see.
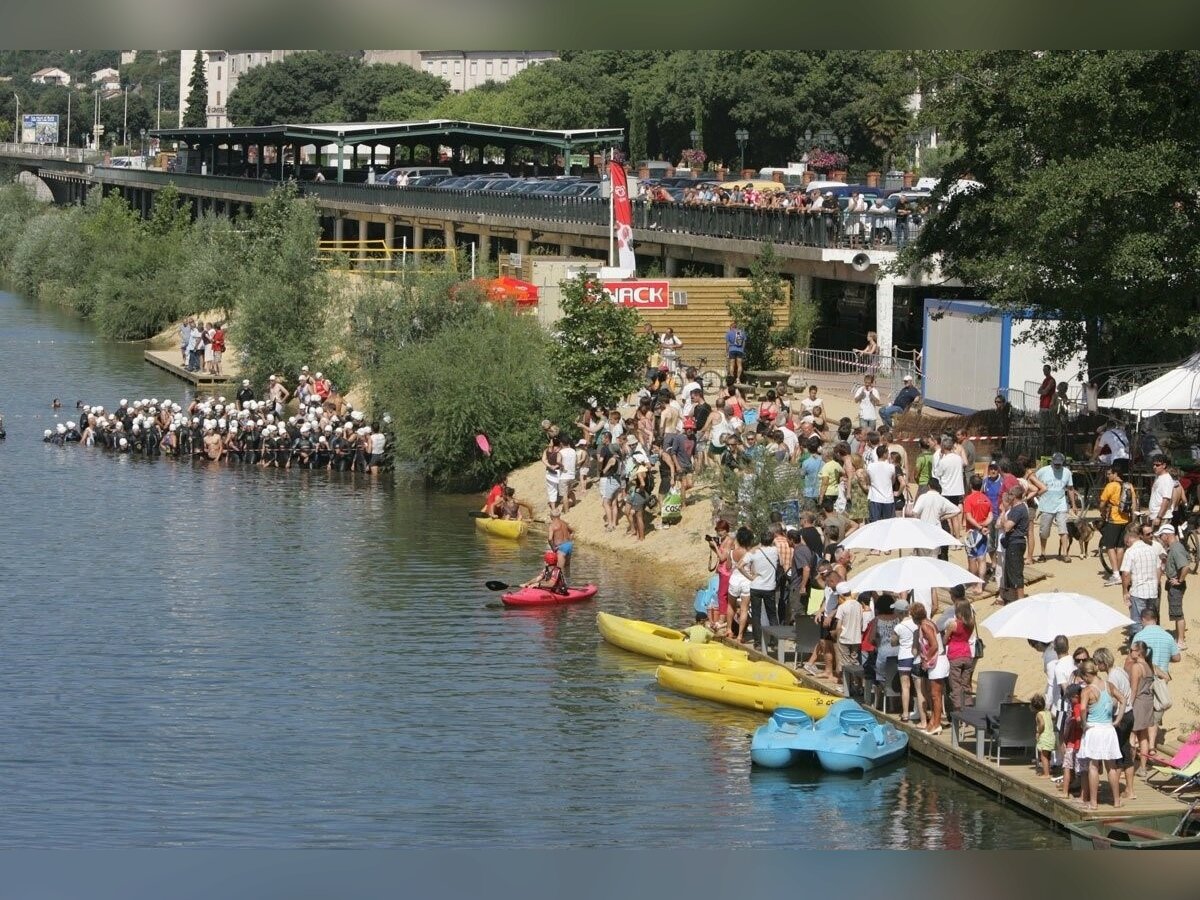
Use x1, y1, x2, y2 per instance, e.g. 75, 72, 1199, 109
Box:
875, 275, 896, 362
792, 273, 814, 300
559, 242, 572, 256
412, 224, 424, 250
384, 219, 395, 269
334, 216, 345, 243
444, 222, 456, 255
723, 261, 739, 277
476, 228, 491, 266
516, 236, 530, 258
358, 218, 369, 265
664, 255, 678, 277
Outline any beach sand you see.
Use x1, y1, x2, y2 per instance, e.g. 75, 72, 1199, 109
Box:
507, 390, 1200, 722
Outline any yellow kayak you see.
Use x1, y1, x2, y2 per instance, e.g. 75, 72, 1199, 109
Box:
474, 517, 527, 540
686, 645, 799, 685
596, 611, 696, 664
655, 666, 839, 719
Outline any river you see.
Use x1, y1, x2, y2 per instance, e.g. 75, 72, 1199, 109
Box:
0, 289, 1065, 848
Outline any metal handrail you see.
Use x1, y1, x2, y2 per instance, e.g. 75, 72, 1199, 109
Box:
0, 141, 103, 164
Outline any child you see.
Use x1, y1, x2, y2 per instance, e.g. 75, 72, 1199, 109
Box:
1056, 684, 1084, 796
522, 551, 567, 595
693, 574, 720, 631
1033, 694, 1055, 778
684, 612, 711, 645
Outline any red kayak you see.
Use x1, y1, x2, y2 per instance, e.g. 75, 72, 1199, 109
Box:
501, 584, 599, 608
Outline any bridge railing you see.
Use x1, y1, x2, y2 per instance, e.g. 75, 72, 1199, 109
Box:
0, 142, 102, 164
788, 347, 920, 395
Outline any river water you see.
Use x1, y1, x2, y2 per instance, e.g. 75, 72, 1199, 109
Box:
0, 289, 1065, 848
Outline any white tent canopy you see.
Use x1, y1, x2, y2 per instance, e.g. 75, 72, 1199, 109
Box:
1099, 352, 1200, 417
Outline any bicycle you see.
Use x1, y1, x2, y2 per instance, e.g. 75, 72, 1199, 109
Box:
681, 357, 725, 395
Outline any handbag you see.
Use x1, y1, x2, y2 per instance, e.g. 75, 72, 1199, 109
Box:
1152, 673, 1173, 712
973, 634, 986, 660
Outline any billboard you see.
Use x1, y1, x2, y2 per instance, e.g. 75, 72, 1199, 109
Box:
601, 280, 670, 309
21, 114, 59, 145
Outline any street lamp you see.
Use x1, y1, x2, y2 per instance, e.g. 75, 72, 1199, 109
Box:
13, 93, 19, 144
140, 128, 146, 158
735, 128, 749, 173
689, 128, 700, 149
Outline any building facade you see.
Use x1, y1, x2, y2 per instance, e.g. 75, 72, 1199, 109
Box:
178, 50, 297, 128
413, 51, 558, 93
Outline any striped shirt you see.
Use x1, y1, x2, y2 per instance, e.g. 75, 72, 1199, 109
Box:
1120, 541, 1161, 598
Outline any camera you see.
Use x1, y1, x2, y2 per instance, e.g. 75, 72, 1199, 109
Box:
705, 534, 719, 544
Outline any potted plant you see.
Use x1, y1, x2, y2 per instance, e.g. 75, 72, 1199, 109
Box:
680, 148, 707, 172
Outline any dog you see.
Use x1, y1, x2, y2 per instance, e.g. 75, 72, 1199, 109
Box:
1064, 516, 1096, 560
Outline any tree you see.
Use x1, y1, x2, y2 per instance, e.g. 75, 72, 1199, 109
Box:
225, 51, 361, 125
342, 63, 447, 121
728, 245, 788, 370
906, 51, 1200, 372
183, 50, 208, 128
552, 272, 655, 409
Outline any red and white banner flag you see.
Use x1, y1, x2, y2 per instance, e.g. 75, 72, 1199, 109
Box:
609, 161, 636, 271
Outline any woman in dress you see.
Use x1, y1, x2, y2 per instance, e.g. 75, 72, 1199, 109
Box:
913, 601, 950, 734
1094, 647, 1136, 802
707, 519, 734, 635
1078, 659, 1125, 810
1126, 641, 1156, 776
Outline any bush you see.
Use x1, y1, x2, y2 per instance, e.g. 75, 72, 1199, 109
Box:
553, 272, 655, 409
373, 306, 571, 489
727, 244, 789, 369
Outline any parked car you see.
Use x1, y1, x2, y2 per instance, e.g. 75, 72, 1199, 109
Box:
378, 165, 453, 185
434, 176, 476, 189
406, 174, 454, 187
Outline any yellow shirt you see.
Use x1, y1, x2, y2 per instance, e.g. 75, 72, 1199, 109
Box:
1100, 480, 1130, 525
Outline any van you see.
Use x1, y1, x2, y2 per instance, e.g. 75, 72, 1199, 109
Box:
380, 166, 453, 185
637, 160, 673, 178
757, 167, 807, 187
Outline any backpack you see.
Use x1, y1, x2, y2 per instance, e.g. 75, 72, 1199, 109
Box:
732, 328, 746, 349
1118, 483, 1134, 519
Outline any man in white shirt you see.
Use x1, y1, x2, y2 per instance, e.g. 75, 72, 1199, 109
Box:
659, 329, 682, 374
833, 583, 863, 676
679, 368, 702, 408
932, 435, 967, 538
866, 445, 896, 523
778, 420, 800, 461
557, 443, 578, 513
909, 477, 959, 556
1094, 423, 1131, 474
800, 385, 823, 415
1120, 522, 1164, 634
1146, 454, 1175, 528
852, 375, 881, 428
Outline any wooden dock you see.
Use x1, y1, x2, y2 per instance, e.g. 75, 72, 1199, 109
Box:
730, 639, 1192, 829
144, 350, 238, 388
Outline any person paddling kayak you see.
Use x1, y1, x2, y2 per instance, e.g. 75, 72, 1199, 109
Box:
522, 550, 568, 595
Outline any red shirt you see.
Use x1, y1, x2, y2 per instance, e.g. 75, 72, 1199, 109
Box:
1038, 376, 1055, 409
211, 329, 225, 352
963, 491, 992, 528
484, 483, 504, 510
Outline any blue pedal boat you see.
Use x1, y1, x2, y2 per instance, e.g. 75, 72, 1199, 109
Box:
750, 699, 909, 772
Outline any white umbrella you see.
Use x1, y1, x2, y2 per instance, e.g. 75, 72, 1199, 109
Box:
845, 556, 980, 594
982, 592, 1133, 643
839, 518, 962, 553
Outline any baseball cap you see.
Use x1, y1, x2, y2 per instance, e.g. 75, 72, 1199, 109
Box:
836, 582, 852, 596
1157, 524, 1176, 536
891, 598, 910, 612
903, 374, 913, 382
1051, 452, 1065, 465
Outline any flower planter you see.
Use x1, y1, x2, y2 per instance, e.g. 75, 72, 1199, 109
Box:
903, 171, 914, 188
741, 168, 756, 180
866, 171, 880, 188
831, 169, 847, 182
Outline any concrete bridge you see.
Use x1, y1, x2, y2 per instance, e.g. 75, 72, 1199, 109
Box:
0, 141, 942, 358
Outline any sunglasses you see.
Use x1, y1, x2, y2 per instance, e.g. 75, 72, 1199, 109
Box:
1073, 655, 1089, 663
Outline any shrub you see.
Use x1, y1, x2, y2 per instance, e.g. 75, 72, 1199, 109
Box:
727, 244, 788, 369
374, 306, 571, 489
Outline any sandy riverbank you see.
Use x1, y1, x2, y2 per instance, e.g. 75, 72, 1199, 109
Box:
506, 386, 1200, 720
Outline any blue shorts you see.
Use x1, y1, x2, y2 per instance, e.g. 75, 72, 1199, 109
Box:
557, 541, 574, 556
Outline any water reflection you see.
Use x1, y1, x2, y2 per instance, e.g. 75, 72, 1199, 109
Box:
0, 291, 1064, 847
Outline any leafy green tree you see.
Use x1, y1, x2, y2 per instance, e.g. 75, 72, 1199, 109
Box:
371, 306, 571, 489
552, 272, 655, 409
183, 51, 208, 128
226, 52, 361, 125
343, 63, 447, 121
907, 50, 1200, 371
231, 184, 331, 386
728, 245, 788, 369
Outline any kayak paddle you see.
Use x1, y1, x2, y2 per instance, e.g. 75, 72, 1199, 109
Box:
484, 580, 510, 591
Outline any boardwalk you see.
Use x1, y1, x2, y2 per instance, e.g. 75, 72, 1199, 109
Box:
144, 349, 238, 388
729, 639, 1191, 828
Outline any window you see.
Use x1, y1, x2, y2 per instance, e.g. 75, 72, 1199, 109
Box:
454, 62, 461, 75
216, 90, 221, 105
470, 61, 478, 75
216, 66, 222, 82
501, 60, 509, 75
441, 61, 448, 75
485, 61, 493, 75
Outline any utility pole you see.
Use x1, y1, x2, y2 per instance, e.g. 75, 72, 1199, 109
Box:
156, 82, 161, 130
13, 93, 19, 143
66, 89, 71, 147
123, 85, 128, 149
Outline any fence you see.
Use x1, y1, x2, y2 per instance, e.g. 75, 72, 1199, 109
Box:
0, 142, 102, 164
316, 239, 458, 273
788, 347, 920, 396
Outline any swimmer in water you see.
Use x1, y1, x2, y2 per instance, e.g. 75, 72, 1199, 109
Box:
51, 398, 62, 409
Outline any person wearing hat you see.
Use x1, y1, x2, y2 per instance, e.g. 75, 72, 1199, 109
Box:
1033, 452, 1080, 562
877, 374, 919, 428
1158, 523, 1190, 650
236, 379, 255, 410
268, 375, 290, 417
522, 549, 568, 595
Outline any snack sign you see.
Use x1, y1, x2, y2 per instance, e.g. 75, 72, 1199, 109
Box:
601, 280, 669, 309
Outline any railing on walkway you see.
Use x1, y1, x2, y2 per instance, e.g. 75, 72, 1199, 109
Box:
79, 167, 925, 252
316, 239, 457, 272
788, 347, 920, 398
0, 142, 102, 164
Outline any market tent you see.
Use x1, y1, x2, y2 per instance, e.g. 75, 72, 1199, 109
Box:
1099, 352, 1200, 417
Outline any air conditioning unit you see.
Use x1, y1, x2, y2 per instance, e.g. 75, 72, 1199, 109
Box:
671, 290, 688, 308
508, 253, 522, 267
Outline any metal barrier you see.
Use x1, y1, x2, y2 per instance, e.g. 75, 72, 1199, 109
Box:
0, 142, 102, 164
316, 239, 457, 272
789, 347, 919, 389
